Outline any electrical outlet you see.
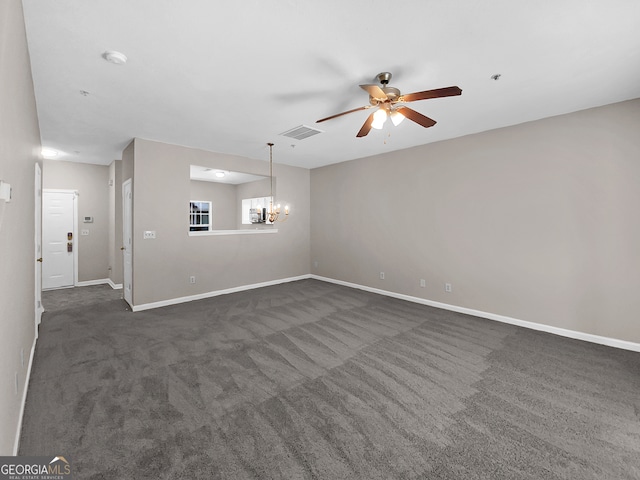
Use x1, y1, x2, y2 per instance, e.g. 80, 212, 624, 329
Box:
420, 279, 426, 288
143, 230, 156, 239
445, 283, 452, 293
189, 276, 196, 284
81, 229, 89, 236
380, 272, 385, 280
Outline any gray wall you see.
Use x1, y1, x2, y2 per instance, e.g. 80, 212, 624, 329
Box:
311, 99, 640, 344
122, 140, 134, 185
189, 180, 237, 230
127, 138, 310, 306
235, 177, 272, 229
43, 160, 110, 282
108, 160, 123, 285
0, 0, 41, 454
236, 177, 271, 200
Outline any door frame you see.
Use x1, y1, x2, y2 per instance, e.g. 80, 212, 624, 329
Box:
34, 164, 43, 331
42, 189, 78, 289
122, 179, 133, 307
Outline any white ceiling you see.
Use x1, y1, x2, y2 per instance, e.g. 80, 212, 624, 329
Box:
190, 165, 266, 185
22, 0, 640, 169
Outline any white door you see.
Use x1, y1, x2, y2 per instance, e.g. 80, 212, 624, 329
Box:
122, 179, 133, 306
42, 190, 76, 289
35, 164, 43, 327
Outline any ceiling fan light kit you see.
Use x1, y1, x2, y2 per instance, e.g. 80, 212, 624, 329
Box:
316, 72, 462, 137
371, 108, 388, 130
390, 109, 405, 126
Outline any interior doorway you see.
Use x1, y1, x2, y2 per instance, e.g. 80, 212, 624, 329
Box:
122, 179, 133, 306
35, 164, 43, 328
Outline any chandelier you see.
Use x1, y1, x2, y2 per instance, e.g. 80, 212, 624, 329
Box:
267, 143, 289, 223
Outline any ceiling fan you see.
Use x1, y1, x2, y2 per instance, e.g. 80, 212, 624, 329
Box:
316, 72, 462, 137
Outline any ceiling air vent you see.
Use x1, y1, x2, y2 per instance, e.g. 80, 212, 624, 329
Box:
279, 125, 323, 141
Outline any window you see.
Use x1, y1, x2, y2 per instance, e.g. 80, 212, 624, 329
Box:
241, 196, 274, 225
190, 201, 211, 231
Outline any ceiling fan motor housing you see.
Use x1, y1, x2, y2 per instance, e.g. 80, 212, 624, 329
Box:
369, 85, 401, 105
381, 86, 400, 101
369, 73, 401, 103
376, 72, 393, 85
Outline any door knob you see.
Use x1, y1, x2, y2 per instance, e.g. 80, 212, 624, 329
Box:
120, 246, 125, 250
36, 257, 43, 263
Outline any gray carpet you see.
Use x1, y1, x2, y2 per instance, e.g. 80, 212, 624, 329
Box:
20, 280, 640, 479
41, 283, 125, 311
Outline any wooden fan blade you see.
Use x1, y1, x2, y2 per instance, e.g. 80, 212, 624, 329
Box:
356, 111, 376, 137
397, 106, 437, 128
316, 106, 368, 123
360, 84, 387, 100
400, 86, 462, 103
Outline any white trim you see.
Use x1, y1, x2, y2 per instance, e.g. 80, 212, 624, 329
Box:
131, 274, 311, 312
107, 278, 123, 290
36, 304, 44, 331
34, 163, 42, 332
73, 193, 78, 285
75, 278, 112, 287
42, 188, 79, 194
189, 228, 278, 236
122, 179, 133, 307
75, 278, 122, 290
310, 275, 640, 353
13, 334, 37, 455
189, 199, 212, 232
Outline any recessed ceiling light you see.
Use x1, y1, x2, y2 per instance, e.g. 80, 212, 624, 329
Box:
215, 171, 225, 178
41, 148, 59, 159
102, 50, 127, 65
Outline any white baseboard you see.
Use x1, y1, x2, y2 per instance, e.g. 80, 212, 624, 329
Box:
126, 273, 640, 352
107, 278, 123, 290
131, 275, 312, 312
75, 278, 110, 287
74, 278, 123, 289
13, 334, 37, 455
310, 275, 640, 353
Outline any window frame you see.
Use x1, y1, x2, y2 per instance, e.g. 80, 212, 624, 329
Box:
189, 200, 212, 232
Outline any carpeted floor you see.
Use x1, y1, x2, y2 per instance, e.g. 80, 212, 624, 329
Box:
20, 280, 640, 479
